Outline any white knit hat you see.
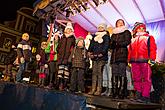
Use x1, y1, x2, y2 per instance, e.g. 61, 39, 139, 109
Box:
64, 22, 74, 32
97, 23, 107, 31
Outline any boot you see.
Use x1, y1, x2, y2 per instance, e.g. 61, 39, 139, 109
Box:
94, 79, 102, 96
57, 78, 64, 91
38, 78, 42, 87
101, 87, 109, 96
112, 75, 119, 98
94, 87, 102, 96
63, 78, 69, 91
130, 91, 142, 102
101, 88, 112, 96
119, 76, 128, 99
59, 83, 64, 91
128, 90, 135, 99
139, 97, 150, 103
48, 83, 53, 89
106, 88, 112, 96
88, 82, 96, 95
135, 91, 142, 101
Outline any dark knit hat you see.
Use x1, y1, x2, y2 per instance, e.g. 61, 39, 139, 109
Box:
132, 22, 146, 34
76, 37, 84, 45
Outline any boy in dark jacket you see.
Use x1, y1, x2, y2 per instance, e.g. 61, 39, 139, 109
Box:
16, 33, 32, 83
69, 37, 88, 93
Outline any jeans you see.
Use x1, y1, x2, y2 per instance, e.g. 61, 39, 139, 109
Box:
16, 62, 27, 82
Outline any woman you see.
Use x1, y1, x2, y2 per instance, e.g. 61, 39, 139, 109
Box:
110, 19, 132, 99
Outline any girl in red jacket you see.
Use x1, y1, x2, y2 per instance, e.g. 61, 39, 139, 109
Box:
128, 22, 157, 103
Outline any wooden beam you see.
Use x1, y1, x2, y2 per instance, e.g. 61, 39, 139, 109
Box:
132, 0, 147, 24
159, 0, 165, 19
88, 1, 113, 27
108, 0, 130, 27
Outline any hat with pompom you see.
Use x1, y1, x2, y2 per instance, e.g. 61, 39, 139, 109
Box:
64, 22, 74, 32
132, 22, 146, 34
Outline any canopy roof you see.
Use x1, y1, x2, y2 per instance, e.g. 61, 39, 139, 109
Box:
34, 0, 165, 32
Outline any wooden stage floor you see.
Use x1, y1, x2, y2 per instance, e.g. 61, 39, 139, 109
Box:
82, 94, 162, 110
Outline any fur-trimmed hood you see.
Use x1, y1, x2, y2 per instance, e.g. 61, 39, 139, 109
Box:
113, 26, 128, 34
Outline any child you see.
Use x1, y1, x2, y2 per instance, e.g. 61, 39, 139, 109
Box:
69, 37, 88, 93
57, 22, 75, 91
36, 52, 49, 87
88, 23, 110, 95
45, 32, 59, 89
101, 50, 112, 96
16, 33, 32, 83
128, 22, 157, 103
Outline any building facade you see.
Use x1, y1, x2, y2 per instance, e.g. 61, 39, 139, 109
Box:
0, 7, 44, 69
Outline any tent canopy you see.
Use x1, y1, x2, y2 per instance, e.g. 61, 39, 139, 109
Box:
34, 0, 165, 32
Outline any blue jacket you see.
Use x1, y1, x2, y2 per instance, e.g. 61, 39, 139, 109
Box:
88, 33, 110, 61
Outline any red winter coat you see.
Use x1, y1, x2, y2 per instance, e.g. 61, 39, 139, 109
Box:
128, 33, 157, 63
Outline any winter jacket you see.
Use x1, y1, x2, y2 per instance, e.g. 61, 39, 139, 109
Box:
68, 47, 88, 69
128, 33, 157, 63
17, 40, 32, 62
45, 41, 58, 62
110, 30, 132, 64
38, 48, 47, 66
88, 32, 110, 61
57, 35, 75, 65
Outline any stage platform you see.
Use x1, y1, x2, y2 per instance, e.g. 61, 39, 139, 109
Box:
84, 94, 162, 110
0, 81, 162, 110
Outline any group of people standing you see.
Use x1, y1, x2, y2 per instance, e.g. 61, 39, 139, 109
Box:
86, 19, 156, 104
3, 19, 157, 104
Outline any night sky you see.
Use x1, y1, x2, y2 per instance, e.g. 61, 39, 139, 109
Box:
0, 0, 35, 23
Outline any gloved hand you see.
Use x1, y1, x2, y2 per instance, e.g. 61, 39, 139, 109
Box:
148, 59, 155, 66
20, 57, 25, 63
98, 53, 103, 57
128, 63, 132, 67
44, 64, 48, 68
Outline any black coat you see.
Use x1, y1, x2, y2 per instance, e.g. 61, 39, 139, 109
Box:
110, 30, 132, 64
57, 35, 75, 65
